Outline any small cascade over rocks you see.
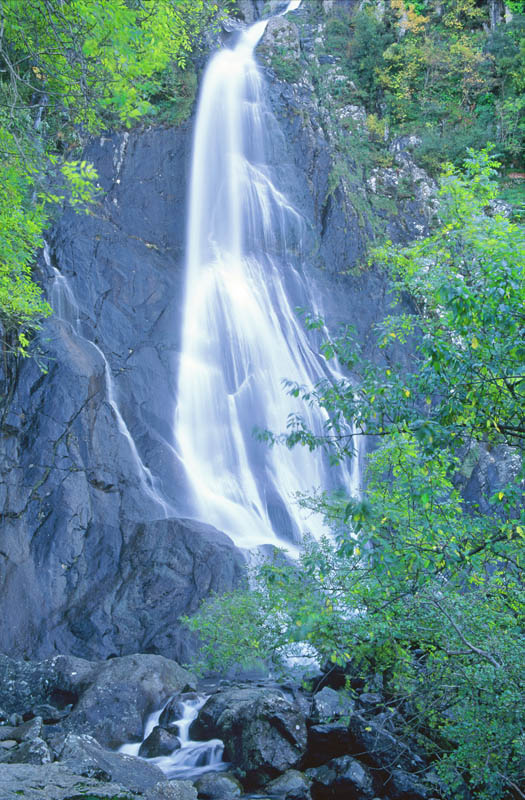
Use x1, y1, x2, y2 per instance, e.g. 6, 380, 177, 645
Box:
120, 694, 227, 781
175, 0, 359, 551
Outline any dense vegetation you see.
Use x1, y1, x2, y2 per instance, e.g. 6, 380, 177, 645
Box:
185, 150, 525, 799
0, 0, 225, 372
315, 0, 525, 176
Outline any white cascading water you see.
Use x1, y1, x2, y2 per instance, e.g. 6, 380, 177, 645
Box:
119, 694, 226, 780
175, 1, 359, 550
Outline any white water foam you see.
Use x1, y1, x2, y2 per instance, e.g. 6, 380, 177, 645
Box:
174, 0, 360, 550
119, 694, 226, 780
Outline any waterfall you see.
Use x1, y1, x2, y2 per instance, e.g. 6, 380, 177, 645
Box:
44, 242, 173, 519
175, 1, 359, 550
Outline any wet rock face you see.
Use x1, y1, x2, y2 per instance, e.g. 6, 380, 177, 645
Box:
194, 770, 243, 799
1, 124, 249, 662
307, 755, 376, 800
192, 685, 308, 787
139, 726, 181, 758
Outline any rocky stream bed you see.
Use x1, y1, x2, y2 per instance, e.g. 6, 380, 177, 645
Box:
0, 652, 442, 800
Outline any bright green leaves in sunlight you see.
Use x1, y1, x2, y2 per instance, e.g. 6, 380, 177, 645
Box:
374, 146, 525, 450
284, 148, 524, 456
186, 150, 525, 800
0, 127, 51, 359
0, 0, 224, 365
0, 0, 222, 129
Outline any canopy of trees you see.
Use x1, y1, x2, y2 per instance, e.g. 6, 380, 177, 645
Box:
322, 0, 525, 174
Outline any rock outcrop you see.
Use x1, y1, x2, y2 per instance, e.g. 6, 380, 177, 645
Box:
191, 684, 308, 786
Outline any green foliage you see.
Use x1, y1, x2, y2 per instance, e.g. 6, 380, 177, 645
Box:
0, 0, 221, 130
186, 151, 525, 799
0, 0, 224, 367
507, 0, 525, 12
143, 63, 198, 127
314, 1, 525, 175
288, 148, 525, 455
183, 586, 286, 675
270, 47, 302, 83
346, 7, 396, 109
0, 149, 51, 358
373, 147, 525, 450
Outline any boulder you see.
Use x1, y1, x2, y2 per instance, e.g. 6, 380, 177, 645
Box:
0, 740, 17, 750
266, 768, 312, 799
0, 654, 89, 716
310, 687, 355, 724
236, 0, 257, 23
386, 768, 433, 800
0, 716, 43, 743
306, 723, 351, 767
307, 755, 376, 800
144, 781, 199, 800
159, 695, 188, 730
140, 726, 181, 757
0, 736, 53, 765
357, 693, 383, 712
192, 685, 307, 785
194, 770, 243, 798
0, 762, 133, 799
30, 703, 72, 724
59, 732, 166, 792
0, 652, 196, 748
347, 712, 425, 774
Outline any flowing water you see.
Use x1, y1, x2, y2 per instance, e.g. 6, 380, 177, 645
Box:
174, 1, 359, 550
44, 242, 173, 518
119, 694, 226, 780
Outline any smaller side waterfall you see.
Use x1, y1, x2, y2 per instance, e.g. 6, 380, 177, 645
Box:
119, 694, 226, 780
44, 242, 172, 518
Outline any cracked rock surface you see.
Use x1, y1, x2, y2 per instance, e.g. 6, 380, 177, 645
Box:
0, 125, 245, 662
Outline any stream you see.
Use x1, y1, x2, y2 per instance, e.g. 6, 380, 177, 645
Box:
119, 694, 227, 781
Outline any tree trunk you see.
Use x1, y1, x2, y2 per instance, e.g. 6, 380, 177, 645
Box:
488, 0, 503, 29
